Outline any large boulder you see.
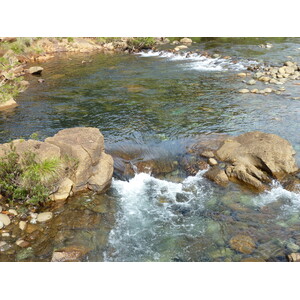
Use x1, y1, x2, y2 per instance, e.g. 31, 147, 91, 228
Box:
0, 127, 113, 201
45, 127, 113, 193
0, 139, 61, 162
214, 131, 298, 191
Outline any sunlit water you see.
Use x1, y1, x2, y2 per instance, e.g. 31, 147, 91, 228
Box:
1, 38, 300, 261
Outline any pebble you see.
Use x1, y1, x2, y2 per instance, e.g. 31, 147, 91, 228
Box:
247, 79, 256, 85
16, 239, 30, 248
8, 209, 18, 216
30, 212, 38, 219
237, 73, 247, 77
0, 205, 2, 212
37, 212, 53, 222
2, 232, 10, 237
238, 89, 250, 94
263, 88, 273, 93
19, 221, 27, 231
0, 221, 3, 229
251, 89, 259, 93
208, 158, 218, 166
0, 213, 11, 226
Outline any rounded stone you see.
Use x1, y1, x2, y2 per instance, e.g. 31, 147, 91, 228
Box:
229, 234, 256, 254
0, 221, 3, 229
0, 213, 11, 226
37, 212, 53, 222
208, 158, 218, 166
238, 89, 250, 94
247, 79, 256, 85
8, 209, 18, 216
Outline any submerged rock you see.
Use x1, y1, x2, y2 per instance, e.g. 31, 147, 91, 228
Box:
37, 212, 53, 222
51, 245, 91, 262
229, 234, 256, 254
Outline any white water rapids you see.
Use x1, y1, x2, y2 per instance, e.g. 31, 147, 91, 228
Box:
104, 170, 300, 262
137, 50, 258, 71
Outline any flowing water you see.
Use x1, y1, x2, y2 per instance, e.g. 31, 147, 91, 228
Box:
1, 37, 300, 261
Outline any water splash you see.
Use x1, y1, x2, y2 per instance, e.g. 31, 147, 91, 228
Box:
104, 170, 210, 261
136, 50, 258, 71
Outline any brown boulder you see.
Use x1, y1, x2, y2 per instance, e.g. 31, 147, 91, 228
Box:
45, 127, 113, 192
204, 166, 229, 186
0, 139, 61, 163
215, 131, 298, 191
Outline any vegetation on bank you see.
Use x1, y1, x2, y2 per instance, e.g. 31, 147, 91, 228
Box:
0, 145, 61, 206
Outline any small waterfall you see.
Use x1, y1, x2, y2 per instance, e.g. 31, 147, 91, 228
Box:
136, 50, 258, 71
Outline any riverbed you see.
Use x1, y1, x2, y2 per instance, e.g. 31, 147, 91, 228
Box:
1, 37, 300, 261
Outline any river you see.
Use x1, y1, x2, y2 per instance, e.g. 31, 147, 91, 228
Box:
1, 37, 300, 261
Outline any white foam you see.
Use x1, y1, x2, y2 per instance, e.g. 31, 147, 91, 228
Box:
254, 180, 300, 211
136, 50, 258, 71
105, 170, 209, 261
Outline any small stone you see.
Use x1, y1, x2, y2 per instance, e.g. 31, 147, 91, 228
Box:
2, 232, 10, 237
263, 88, 273, 93
275, 91, 281, 95
8, 209, 17, 216
16, 239, 30, 248
201, 150, 215, 158
259, 76, 271, 82
238, 89, 250, 94
284, 61, 295, 67
269, 78, 278, 84
208, 158, 218, 166
278, 87, 285, 91
237, 73, 247, 77
174, 45, 188, 51
37, 212, 53, 222
0, 205, 2, 212
251, 89, 259, 93
30, 212, 38, 219
179, 38, 193, 44
19, 221, 27, 231
288, 253, 300, 262
247, 79, 256, 85
28, 66, 44, 75
38, 79, 45, 83
0, 241, 10, 252
0, 213, 11, 226
0, 221, 3, 229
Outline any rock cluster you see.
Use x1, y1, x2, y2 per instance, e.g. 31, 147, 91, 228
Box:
238, 61, 300, 95
189, 131, 298, 192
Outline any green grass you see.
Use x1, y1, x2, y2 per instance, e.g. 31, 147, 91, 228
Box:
0, 146, 62, 205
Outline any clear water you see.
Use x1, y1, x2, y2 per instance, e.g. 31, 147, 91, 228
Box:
1, 37, 300, 261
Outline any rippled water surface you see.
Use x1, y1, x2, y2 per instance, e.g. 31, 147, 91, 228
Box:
1, 38, 300, 261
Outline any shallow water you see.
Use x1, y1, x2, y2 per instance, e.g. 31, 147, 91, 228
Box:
1, 37, 300, 261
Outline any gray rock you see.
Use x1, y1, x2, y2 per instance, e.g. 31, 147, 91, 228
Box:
287, 242, 300, 252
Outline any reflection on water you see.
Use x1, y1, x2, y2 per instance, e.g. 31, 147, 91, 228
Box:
1, 38, 300, 261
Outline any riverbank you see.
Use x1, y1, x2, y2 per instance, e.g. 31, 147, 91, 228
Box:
0, 37, 166, 110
